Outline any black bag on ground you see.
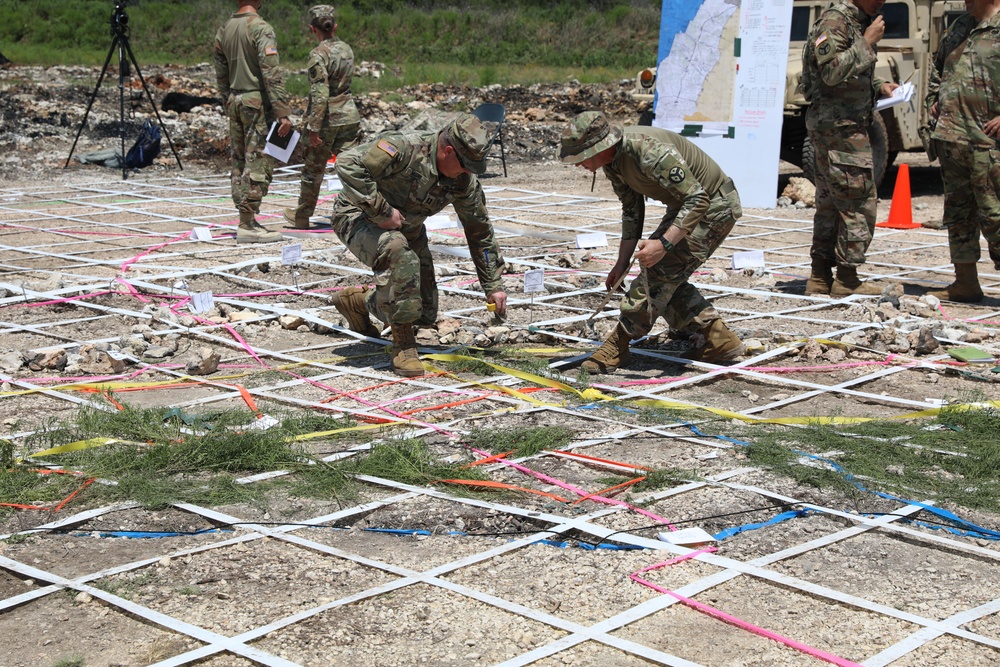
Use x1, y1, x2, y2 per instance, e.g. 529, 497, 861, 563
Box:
125, 120, 162, 169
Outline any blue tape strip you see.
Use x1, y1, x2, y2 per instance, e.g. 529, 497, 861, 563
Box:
713, 509, 813, 541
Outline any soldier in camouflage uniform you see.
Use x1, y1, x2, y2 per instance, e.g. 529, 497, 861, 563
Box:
330, 114, 508, 377
801, 0, 897, 296
214, 0, 292, 243
924, 0, 1000, 303
283, 6, 360, 229
560, 111, 744, 373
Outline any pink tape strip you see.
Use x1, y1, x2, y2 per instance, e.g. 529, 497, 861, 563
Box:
120, 231, 191, 274
630, 553, 863, 667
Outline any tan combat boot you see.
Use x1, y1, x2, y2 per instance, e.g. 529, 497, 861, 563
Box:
690, 319, 744, 363
389, 322, 424, 377
283, 206, 310, 230
927, 263, 984, 303
830, 265, 882, 297
236, 212, 283, 243
581, 323, 632, 373
331, 287, 381, 338
805, 259, 834, 296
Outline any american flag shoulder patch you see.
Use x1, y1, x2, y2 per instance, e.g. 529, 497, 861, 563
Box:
265, 46, 278, 56
377, 140, 398, 157
815, 32, 828, 47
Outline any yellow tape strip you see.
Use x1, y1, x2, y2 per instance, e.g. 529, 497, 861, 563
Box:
423, 353, 614, 403
25, 437, 142, 459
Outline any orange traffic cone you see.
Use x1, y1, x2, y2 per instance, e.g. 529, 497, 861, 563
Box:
876, 163, 920, 229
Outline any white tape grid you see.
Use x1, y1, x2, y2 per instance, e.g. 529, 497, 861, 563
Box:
1, 174, 998, 665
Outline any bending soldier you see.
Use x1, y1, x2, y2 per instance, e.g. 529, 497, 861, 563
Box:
560, 111, 744, 373
801, 0, 897, 296
925, 0, 1000, 303
214, 0, 292, 243
283, 5, 360, 229
330, 114, 508, 377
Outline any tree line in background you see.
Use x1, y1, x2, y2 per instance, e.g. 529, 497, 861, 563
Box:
0, 0, 661, 76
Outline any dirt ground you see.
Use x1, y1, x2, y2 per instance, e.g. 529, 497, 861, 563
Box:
1, 63, 1000, 667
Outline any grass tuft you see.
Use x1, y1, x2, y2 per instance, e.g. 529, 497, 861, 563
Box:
465, 425, 575, 458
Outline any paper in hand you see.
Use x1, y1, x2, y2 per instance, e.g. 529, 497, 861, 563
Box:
875, 82, 915, 112
263, 122, 300, 163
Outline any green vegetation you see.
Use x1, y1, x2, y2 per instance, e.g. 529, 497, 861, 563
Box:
52, 658, 85, 667
0, 404, 492, 513
465, 425, 575, 458
742, 402, 1000, 512
0, 0, 659, 84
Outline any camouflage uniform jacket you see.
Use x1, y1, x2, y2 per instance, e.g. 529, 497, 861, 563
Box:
213, 12, 291, 118
334, 131, 504, 294
931, 12, 1000, 148
603, 126, 728, 241
800, 0, 885, 127
305, 37, 360, 132
924, 13, 977, 117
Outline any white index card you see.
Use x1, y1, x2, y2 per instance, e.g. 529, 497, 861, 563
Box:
658, 527, 717, 546
190, 291, 214, 314
524, 268, 546, 293
281, 243, 303, 266
325, 175, 342, 191
190, 227, 213, 241
731, 250, 765, 270
250, 414, 280, 431
575, 231, 608, 249
424, 214, 458, 231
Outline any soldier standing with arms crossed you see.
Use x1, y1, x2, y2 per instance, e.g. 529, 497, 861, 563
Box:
214, 0, 292, 243
801, 0, 897, 296
924, 0, 1000, 303
560, 111, 745, 373
283, 5, 360, 229
330, 114, 508, 377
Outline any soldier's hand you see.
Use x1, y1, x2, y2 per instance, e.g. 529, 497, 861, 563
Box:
310, 131, 322, 148
487, 291, 507, 316
277, 117, 293, 138
864, 15, 885, 47
930, 102, 940, 120
378, 208, 404, 230
879, 82, 899, 98
635, 239, 666, 268
985, 116, 1000, 138
605, 262, 628, 292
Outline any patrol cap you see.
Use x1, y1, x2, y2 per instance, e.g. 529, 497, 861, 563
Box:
309, 5, 336, 23
560, 111, 622, 164
444, 113, 490, 175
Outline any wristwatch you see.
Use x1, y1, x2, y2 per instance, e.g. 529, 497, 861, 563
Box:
658, 236, 675, 253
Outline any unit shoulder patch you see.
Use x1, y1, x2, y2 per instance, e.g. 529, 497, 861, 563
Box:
668, 166, 686, 184
377, 139, 399, 157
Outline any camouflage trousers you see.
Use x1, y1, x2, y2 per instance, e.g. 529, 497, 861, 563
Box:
332, 215, 437, 325
227, 92, 273, 220
289, 121, 360, 220
936, 140, 1000, 268
807, 118, 877, 267
619, 183, 741, 339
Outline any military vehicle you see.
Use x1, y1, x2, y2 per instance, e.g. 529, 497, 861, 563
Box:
632, 0, 968, 185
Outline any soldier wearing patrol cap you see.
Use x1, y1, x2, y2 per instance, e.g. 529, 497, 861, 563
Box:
282, 5, 360, 229
330, 113, 508, 377
214, 0, 293, 243
800, 0, 897, 296
560, 111, 744, 373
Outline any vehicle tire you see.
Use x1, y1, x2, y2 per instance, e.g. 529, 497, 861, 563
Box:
638, 107, 653, 127
802, 135, 816, 184
801, 114, 889, 188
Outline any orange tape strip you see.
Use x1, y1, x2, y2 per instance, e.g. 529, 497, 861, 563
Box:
573, 476, 645, 505
1, 470, 95, 512
101, 390, 125, 411
462, 450, 514, 468
436, 478, 569, 503
551, 449, 651, 472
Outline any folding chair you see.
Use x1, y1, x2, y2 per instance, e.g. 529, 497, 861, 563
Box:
471, 103, 507, 177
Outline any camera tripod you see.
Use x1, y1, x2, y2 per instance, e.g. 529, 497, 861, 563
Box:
65, 1, 182, 180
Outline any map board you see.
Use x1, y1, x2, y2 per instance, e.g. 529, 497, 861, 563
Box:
653, 0, 794, 208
